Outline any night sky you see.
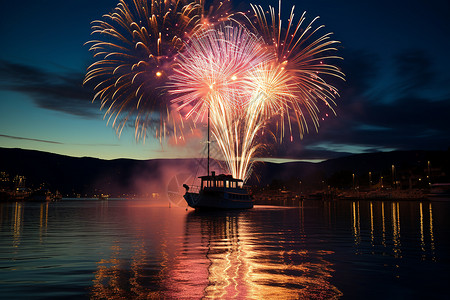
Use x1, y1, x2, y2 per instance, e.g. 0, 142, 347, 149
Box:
1, 0, 449, 162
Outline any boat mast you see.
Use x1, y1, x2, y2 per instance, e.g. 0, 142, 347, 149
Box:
207, 107, 210, 176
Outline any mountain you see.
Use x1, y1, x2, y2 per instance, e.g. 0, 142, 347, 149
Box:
0, 147, 200, 197
253, 149, 450, 191
1, 147, 449, 196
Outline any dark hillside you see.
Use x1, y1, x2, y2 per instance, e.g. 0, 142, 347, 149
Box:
1, 147, 448, 196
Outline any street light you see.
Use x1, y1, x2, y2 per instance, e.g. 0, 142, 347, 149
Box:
391, 165, 395, 188
352, 173, 355, 190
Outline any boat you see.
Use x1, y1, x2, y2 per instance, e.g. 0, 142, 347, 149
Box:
182, 109, 253, 210
183, 171, 253, 210
27, 188, 52, 202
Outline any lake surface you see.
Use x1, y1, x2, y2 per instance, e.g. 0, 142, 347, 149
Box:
1, 198, 449, 299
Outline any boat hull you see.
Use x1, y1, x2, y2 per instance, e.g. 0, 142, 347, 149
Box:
184, 190, 253, 210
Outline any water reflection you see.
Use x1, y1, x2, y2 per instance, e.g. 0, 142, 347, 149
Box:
350, 200, 436, 261
0, 199, 447, 299
352, 201, 361, 250
39, 202, 48, 243
392, 202, 401, 258
429, 203, 436, 260
89, 208, 342, 299
178, 210, 343, 299
91, 240, 164, 299
12, 202, 23, 248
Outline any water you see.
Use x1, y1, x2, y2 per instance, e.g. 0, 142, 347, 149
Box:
1, 199, 449, 299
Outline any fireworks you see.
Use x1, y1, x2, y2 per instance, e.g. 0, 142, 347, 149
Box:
86, 0, 344, 181
84, 0, 227, 141
232, 0, 345, 141
168, 25, 272, 120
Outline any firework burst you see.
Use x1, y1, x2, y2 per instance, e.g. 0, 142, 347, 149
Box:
168, 24, 273, 120
232, 0, 345, 141
84, 0, 232, 142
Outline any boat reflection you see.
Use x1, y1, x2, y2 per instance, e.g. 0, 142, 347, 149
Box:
89, 208, 342, 299
175, 208, 340, 299
165, 209, 342, 299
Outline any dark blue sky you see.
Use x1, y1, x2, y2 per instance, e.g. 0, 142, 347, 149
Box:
1, 0, 449, 161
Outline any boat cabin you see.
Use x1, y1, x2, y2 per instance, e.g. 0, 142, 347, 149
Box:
199, 171, 243, 190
